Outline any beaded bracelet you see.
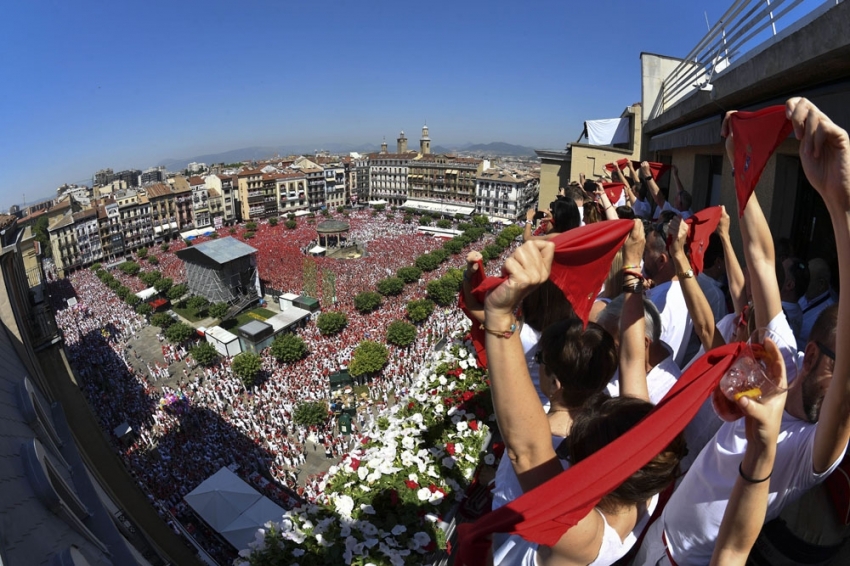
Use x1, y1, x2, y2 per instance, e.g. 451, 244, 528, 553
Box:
480, 319, 518, 339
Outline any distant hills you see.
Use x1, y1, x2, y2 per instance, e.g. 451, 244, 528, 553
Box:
158, 141, 537, 171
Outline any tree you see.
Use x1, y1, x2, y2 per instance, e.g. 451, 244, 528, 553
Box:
244, 231, 255, 239
245, 221, 258, 231
187, 295, 210, 315
184, 239, 193, 246
293, 401, 328, 427
209, 231, 219, 239
148, 256, 159, 265
376, 277, 404, 297
136, 303, 153, 316
472, 214, 490, 228
115, 286, 130, 300
316, 311, 348, 335
482, 243, 505, 262
154, 277, 174, 294
233, 352, 262, 389
349, 340, 389, 378
354, 291, 382, 314
119, 261, 141, 276
373, 203, 386, 212
137, 247, 148, 259
442, 239, 464, 255
150, 312, 174, 329
270, 333, 308, 363
427, 278, 457, 307
419, 214, 433, 226
415, 253, 440, 272
208, 302, 229, 319
268, 217, 279, 227
336, 206, 345, 213
403, 214, 412, 224
321, 209, 331, 217
91, 262, 102, 271
442, 268, 464, 291
501, 224, 523, 241
167, 283, 187, 301
285, 219, 297, 229
34, 216, 51, 258
140, 271, 161, 286
396, 266, 422, 283
161, 243, 170, 252
406, 299, 434, 323
436, 218, 452, 229
386, 320, 417, 347
125, 295, 141, 307
190, 341, 219, 367
430, 248, 449, 263
165, 322, 195, 343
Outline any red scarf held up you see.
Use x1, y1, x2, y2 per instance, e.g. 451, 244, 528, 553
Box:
605, 158, 631, 172
631, 161, 672, 181
684, 206, 722, 274
602, 182, 625, 205
453, 342, 744, 566
729, 106, 793, 217
471, 220, 633, 327
457, 259, 488, 368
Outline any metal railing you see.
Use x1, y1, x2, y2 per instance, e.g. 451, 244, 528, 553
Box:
651, 0, 839, 120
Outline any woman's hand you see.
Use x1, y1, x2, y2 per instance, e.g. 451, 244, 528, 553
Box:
483, 241, 554, 317
739, 337, 788, 451
622, 219, 645, 267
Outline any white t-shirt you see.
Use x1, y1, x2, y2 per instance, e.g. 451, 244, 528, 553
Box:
656, 313, 843, 565
520, 323, 547, 410
652, 201, 693, 220
606, 346, 681, 405
645, 280, 693, 369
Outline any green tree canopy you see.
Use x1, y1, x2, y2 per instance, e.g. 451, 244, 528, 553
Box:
285, 219, 297, 229
167, 283, 187, 300
190, 341, 219, 367
135, 303, 153, 316
396, 266, 422, 283
293, 401, 328, 427
427, 278, 457, 307
115, 286, 131, 300
137, 247, 148, 259
349, 340, 389, 378
316, 311, 348, 335
165, 322, 195, 343
268, 217, 278, 227
245, 221, 258, 231
442, 268, 464, 291
187, 295, 210, 315
482, 243, 505, 262
34, 216, 51, 258
354, 291, 382, 314
148, 255, 160, 265
472, 214, 491, 227
415, 253, 441, 272
418, 214, 432, 226
386, 320, 417, 347
208, 302, 229, 319
436, 218, 452, 229
139, 271, 162, 286
119, 261, 141, 276
406, 299, 435, 323
150, 312, 174, 329
125, 295, 141, 307
376, 277, 405, 297
271, 333, 309, 363
442, 239, 464, 255
232, 352, 262, 389
154, 277, 174, 294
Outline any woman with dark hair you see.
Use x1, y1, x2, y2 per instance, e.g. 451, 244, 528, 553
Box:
523, 198, 581, 242
483, 232, 686, 566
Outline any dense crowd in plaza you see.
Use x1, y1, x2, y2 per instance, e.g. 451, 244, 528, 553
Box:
49, 208, 483, 563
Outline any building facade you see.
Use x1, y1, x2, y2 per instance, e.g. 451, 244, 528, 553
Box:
475, 169, 540, 222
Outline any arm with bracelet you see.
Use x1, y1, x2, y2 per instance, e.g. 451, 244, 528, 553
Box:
619, 220, 651, 401
669, 215, 717, 351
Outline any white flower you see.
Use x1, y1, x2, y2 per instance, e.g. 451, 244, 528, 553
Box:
360, 504, 376, 515
484, 453, 496, 465
458, 348, 468, 358
392, 524, 407, 536
454, 443, 464, 453
401, 435, 416, 450
413, 531, 431, 548
456, 421, 469, 432
438, 375, 448, 385
360, 484, 372, 492
459, 359, 469, 369
458, 372, 467, 380
334, 494, 355, 519
434, 403, 444, 414
408, 472, 419, 483
417, 487, 432, 501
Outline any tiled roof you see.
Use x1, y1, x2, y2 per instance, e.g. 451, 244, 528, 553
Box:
145, 183, 174, 199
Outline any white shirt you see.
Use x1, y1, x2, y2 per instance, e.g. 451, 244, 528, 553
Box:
781, 299, 804, 349
606, 344, 680, 405
520, 323, 547, 410
655, 313, 844, 565
646, 280, 693, 369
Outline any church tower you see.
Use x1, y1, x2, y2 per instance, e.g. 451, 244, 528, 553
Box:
380, 137, 388, 154
420, 124, 431, 155
397, 131, 408, 154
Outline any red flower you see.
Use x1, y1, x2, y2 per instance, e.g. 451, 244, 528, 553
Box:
469, 420, 479, 431
404, 480, 419, 489
408, 401, 415, 410
361, 437, 370, 445
445, 442, 456, 456
424, 540, 437, 552
349, 458, 360, 471
462, 391, 474, 402
429, 483, 438, 493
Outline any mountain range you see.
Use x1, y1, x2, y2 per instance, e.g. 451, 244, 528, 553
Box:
158, 142, 537, 171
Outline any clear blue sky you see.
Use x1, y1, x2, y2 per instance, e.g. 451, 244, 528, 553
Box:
0, 0, 785, 211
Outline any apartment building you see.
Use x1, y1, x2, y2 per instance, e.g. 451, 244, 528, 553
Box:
237, 167, 267, 221
145, 183, 180, 241
276, 171, 309, 214
475, 169, 540, 222
322, 162, 346, 209
407, 153, 483, 206
72, 208, 103, 266
367, 151, 411, 206
118, 195, 153, 252
189, 176, 210, 228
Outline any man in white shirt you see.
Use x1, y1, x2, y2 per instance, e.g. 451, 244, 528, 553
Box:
799, 257, 835, 343
643, 215, 694, 368
634, 98, 850, 566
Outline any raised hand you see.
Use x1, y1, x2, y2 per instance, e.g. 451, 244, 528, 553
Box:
483, 241, 554, 317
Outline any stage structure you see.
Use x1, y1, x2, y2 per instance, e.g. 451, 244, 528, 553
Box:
316, 220, 350, 249
176, 237, 260, 304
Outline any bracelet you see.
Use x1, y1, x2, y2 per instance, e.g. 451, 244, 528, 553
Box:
622, 281, 644, 294
623, 269, 644, 280
738, 461, 772, 484
623, 265, 640, 270
480, 319, 518, 339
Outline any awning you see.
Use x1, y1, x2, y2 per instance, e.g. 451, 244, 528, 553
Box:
135, 287, 158, 300
154, 226, 163, 234
308, 246, 326, 254
170, 221, 178, 230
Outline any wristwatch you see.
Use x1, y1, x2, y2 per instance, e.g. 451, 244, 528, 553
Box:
678, 268, 695, 279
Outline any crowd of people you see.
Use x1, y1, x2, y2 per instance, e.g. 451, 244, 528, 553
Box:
49, 207, 486, 563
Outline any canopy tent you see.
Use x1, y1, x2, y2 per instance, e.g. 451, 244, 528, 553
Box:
135, 287, 158, 301
218, 498, 286, 551
113, 422, 132, 438
308, 245, 326, 255
183, 467, 262, 531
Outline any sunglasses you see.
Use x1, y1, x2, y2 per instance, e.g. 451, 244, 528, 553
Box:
816, 341, 836, 361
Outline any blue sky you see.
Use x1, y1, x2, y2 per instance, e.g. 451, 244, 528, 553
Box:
0, 0, 795, 211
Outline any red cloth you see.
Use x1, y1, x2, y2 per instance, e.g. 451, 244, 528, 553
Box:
631, 161, 672, 181
684, 206, 722, 274
453, 342, 744, 566
605, 158, 631, 172
602, 182, 625, 205
824, 454, 850, 525
457, 259, 488, 368
729, 106, 793, 217
471, 220, 634, 326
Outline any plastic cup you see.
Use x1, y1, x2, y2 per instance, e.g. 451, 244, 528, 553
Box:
712, 330, 788, 422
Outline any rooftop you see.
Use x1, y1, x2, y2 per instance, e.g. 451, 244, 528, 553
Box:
175, 236, 257, 265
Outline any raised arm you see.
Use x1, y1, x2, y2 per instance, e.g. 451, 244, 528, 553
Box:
717, 205, 747, 315
670, 164, 685, 210
786, 97, 850, 473
721, 114, 782, 331
595, 182, 619, 221
619, 221, 650, 401
669, 216, 717, 351
641, 161, 666, 209
460, 251, 485, 324
711, 338, 787, 566
482, 241, 562, 489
